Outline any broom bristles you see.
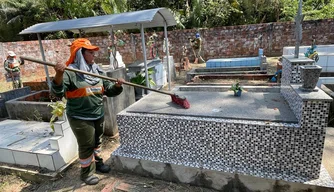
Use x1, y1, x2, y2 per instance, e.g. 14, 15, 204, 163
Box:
171, 94, 190, 109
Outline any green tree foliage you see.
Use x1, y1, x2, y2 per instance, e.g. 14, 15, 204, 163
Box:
100, 0, 127, 14
127, 0, 187, 29
237, 0, 283, 24
38, 0, 102, 39
39, 0, 98, 21
181, 0, 334, 28
184, 0, 238, 28
0, 0, 333, 42
0, 0, 129, 41
302, 0, 334, 20
280, 0, 334, 21
0, 0, 41, 41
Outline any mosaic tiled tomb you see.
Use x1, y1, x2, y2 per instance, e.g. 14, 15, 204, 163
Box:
281, 55, 315, 84
113, 85, 332, 182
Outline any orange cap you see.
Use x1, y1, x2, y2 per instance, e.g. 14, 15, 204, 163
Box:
65, 38, 99, 66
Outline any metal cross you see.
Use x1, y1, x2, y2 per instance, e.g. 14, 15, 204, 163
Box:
294, 0, 304, 58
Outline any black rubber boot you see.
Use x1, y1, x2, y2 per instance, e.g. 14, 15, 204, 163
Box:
81, 175, 99, 185
95, 156, 111, 173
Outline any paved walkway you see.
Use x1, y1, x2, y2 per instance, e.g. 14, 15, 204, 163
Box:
323, 127, 334, 179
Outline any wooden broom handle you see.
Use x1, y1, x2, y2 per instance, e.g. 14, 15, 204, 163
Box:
20, 56, 174, 96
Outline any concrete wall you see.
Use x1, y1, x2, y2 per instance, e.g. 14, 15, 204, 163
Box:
111, 156, 333, 191
321, 84, 334, 127
318, 77, 334, 87
0, 19, 333, 82
283, 45, 334, 72
2, 67, 135, 136
22, 81, 49, 91
0, 39, 71, 83
103, 67, 135, 136
283, 45, 334, 55
5, 90, 53, 121
0, 87, 31, 117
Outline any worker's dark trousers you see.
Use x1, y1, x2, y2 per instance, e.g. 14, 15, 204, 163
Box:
68, 116, 104, 179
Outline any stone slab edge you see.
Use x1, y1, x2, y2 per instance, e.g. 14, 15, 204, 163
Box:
0, 155, 78, 183
111, 155, 332, 192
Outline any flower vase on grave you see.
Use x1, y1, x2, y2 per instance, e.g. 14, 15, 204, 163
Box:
234, 90, 242, 97
299, 65, 322, 91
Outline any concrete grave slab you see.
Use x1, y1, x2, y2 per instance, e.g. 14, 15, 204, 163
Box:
0, 148, 15, 164
112, 155, 334, 191
0, 118, 77, 172
126, 91, 298, 123
13, 151, 39, 167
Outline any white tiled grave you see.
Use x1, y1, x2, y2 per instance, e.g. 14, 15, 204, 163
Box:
0, 119, 78, 171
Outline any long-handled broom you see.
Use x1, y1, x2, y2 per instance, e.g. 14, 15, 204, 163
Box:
20, 56, 190, 109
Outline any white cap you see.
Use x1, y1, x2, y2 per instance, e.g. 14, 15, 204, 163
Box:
7, 51, 16, 57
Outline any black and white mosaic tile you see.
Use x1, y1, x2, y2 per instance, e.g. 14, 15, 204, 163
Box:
113, 56, 329, 183
282, 57, 315, 84
281, 57, 293, 85
115, 109, 327, 182
281, 85, 303, 122
305, 165, 334, 188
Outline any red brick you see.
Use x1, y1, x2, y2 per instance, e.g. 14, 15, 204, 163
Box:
1, 19, 334, 82
115, 182, 134, 192
101, 180, 118, 192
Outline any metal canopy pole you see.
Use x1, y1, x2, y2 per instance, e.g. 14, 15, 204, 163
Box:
164, 21, 171, 91
131, 33, 137, 61
109, 26, 118, 70
140, 24, 149, 88
37, 33, 51, 89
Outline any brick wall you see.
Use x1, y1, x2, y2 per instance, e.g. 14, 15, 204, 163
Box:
0, 39, 72, 82
0, 19, 333, 82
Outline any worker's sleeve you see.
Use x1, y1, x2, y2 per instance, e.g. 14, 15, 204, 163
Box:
4, 60, 13, 72
101, 72, 123, 97
51, 72, 71, 98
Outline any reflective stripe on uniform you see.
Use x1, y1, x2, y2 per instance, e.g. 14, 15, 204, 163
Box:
66, 86, 104, 99
79, 153, 95, 168
94, 146, 101, 155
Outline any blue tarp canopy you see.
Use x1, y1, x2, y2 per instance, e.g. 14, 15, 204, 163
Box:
20, 8, 177, 34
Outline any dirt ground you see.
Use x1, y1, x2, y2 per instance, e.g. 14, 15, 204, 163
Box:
0, 135, 216, 192
0, 75, 44, 93
0, 58, 280, 192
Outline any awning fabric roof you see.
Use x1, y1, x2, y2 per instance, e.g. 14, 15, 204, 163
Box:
19, 8, 177, 34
